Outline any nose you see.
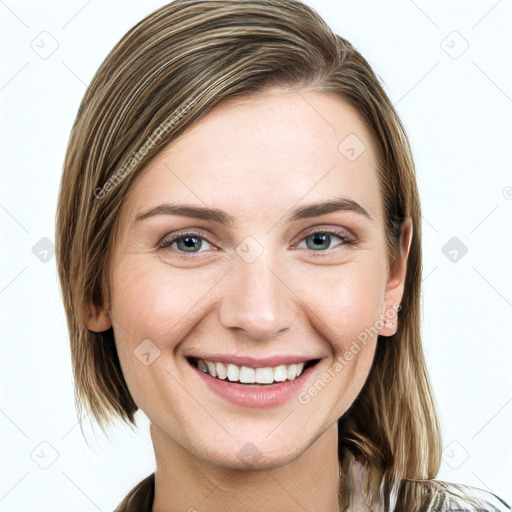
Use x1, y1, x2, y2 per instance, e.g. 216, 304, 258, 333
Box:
218, 251, 297, 341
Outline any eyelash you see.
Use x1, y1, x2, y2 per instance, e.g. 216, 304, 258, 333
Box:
157, 227, 356, 259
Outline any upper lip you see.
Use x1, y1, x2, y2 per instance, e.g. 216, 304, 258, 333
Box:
187, 354, 321, 367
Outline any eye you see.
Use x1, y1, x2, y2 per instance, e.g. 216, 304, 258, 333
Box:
158, 230, 214, 256
158, 227, 355, 259
294, 228, 355, 254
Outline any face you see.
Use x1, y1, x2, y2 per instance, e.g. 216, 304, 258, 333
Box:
91, 88, 410, 471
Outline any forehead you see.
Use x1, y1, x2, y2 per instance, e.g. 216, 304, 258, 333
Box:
122, 89, 383, 226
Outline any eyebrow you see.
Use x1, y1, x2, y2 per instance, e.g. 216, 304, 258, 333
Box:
134, 196, 374, 226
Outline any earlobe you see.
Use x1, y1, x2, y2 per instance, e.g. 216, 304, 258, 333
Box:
86, 304, 112, 332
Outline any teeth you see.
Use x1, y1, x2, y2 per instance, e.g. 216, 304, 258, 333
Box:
226, 364, 239, 382
273, 365, 287, 382
215, 361, 227, 380
255, 367, 274, 384
286, 364, 297, 380
206, 361, 217, 377
239, 366, 255, 383
195, 359, 307, 384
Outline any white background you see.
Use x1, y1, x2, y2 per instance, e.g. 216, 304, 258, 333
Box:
1, 0, 511, 510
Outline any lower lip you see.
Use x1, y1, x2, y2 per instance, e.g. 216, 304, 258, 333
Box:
191, 362, 317, 409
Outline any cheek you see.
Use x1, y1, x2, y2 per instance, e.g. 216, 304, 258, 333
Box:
109, 259, 204, 408
110, 257, 218, 349
296, 255, 387, 353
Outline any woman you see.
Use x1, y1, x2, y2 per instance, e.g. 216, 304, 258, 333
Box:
55, 1, 511, 510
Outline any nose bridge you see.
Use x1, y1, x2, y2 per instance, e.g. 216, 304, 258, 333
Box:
219, 247, 295, 340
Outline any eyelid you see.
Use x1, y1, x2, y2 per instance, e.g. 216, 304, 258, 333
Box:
157, 225, 357, 257
294, 225, 355, 245
157, 228, 215, 248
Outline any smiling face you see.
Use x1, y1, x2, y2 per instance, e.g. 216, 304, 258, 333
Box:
89, 88, 411, 471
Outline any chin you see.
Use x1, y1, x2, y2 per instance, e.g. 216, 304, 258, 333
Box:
186, 428, 315, 472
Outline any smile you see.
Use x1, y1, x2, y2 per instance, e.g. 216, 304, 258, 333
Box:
187, 356, 321, 408
191, 358, 317, 384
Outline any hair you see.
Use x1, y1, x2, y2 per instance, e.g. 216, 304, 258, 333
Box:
55, 1, 501, 511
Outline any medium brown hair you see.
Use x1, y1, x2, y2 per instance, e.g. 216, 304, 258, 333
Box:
56, 1, 489, 509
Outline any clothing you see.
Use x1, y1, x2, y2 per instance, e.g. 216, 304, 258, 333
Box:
114, 473, 154, 512
114, 472, 511, 512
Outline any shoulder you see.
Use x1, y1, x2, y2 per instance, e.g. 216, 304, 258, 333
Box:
114, 472, 154, 512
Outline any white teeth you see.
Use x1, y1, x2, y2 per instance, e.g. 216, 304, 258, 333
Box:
273, 365, 287, 382
239, 366, 255, 383
215, 361, 227, 380
195, 359, 309, 384
255, 367, 274, 384
226, 364, 239, 382
286, 364, 297, 380
205, 361, 217, 377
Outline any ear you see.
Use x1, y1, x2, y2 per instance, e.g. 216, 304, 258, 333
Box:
86, 303, 112, 333
379, 217, 413, 337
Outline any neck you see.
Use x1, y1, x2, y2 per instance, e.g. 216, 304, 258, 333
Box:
150, 422, 341, 512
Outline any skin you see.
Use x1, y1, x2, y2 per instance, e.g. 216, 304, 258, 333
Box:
88, 88, 412, 512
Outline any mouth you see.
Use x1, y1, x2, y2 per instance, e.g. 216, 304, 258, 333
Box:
186, 356, 321, 408
187, 357, 320, 386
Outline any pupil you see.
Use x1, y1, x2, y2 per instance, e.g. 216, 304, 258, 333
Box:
178, 236, 201, 252
177, 234, 332, 252
308, 233, 330, 250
